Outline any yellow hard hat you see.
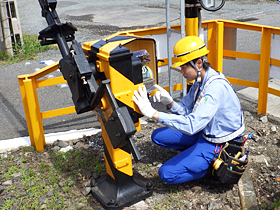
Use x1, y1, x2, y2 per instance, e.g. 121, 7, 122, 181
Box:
172, 36, 209, 68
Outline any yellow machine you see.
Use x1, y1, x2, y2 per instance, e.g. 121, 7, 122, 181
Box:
81, 35, 158, 208
38, 0, 157, 208
36, 0, 227, 208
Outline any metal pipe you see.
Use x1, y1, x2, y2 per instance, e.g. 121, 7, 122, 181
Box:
181, 0, 187, 96
166, 0, 173, 97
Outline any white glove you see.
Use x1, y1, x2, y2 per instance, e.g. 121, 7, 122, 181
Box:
153, 84, 173, 105
133, 86, 157, 118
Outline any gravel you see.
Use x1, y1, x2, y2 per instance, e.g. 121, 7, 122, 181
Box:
1, 95, 280, 209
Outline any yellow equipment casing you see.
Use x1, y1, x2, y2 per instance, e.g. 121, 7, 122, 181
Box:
83, 34, 157, 177
83, 36, 157, 128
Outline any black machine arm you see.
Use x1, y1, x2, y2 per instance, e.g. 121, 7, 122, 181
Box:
38, 0, 99, 114
38, 0, 73, 57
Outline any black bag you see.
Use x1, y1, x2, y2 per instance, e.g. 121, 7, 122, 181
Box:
212, 143, 248, 184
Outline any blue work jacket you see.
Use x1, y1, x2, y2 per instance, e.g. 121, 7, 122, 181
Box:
157, 67, 243, 143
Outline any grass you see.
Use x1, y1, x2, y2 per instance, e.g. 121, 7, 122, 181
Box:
272, 198, 280, 209
0, 33, 57, 65
0, 145, 105, 210
261, 196, 280, 209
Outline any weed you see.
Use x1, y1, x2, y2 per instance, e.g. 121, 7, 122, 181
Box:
21, 158, 27, 163
2, 172, 11, 181
8, 186, 16, 191
39, 161, 49, 172
272, 197, 280, 209
3, 165, 20, 180
62, 186, 71, 193
0, 33, 57, 65
27, 169, 36, 178
50, 172, 59, 185
0, 145, 107, 209
21, 146, 36, 154
153, 201, 163, 210
14, 191, 20, 198
140, 164, 154, 176
8, 165, 20, 174
81, 197, 88, 204
0, 52, 11, 61
66, 177, 75, 186
165, 199, 171, 205
2, 198, 15, 210
6, 155, 15, 161
94, 163, 105, 173
20, 165, 26, 176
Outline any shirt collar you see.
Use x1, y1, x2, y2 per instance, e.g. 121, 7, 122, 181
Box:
199, 67, 219, 91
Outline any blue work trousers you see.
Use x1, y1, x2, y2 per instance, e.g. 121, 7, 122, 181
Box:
151, 127, 217, 184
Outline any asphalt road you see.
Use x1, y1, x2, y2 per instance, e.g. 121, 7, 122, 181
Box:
1, 0, 280, 141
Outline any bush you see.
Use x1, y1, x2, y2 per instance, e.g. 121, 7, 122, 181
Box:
0, 33, 56, 65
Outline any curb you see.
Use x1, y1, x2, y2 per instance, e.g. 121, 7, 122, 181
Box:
238, 168, 259, 210
0, 128, 101, 153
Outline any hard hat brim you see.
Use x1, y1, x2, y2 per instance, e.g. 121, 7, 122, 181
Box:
172, 61, 186, 68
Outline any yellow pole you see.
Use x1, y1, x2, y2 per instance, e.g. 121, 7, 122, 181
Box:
207, 21, 217, 70
185, 17, 198, 36
258, 27, 271, 115
23, 78, 45, 152
18, 76, 35, 146
216, 21, 224, 73
185, 2, 199, 86
185, 17, 198, 86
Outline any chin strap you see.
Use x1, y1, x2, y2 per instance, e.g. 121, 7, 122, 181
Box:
191, 60, 202, 102
189, 57, 204, 87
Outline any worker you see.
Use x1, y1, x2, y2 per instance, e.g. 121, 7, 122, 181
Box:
133, 36, 244, 184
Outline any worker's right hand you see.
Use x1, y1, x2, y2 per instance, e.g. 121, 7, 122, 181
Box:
133, 86, 157, 118
153, 84, 173, 105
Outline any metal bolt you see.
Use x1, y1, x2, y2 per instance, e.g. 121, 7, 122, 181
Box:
81, 76, 88, 85
70, 50, 75, 56
146, 182, 153, 190
108, 198, 115, 205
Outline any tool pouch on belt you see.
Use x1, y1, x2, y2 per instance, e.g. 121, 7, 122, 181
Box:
212, 142, 248, 184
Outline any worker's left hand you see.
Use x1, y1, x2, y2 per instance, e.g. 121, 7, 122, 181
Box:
133, 86, 157, 118
153, 84, 173, 105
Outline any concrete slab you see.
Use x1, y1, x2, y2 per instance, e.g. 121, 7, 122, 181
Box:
239, 169, 259, 210
237, 78, 280, 118
0, 128, 101, 153
0, 118, 148, 153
